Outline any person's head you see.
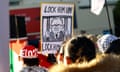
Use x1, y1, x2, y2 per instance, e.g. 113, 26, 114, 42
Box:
97, 34, 118, 53
57, 35, 96, 64
80, 30, 87, 35
19, 45, 39, 66
50, 17, 64, 34
106, 39, 120, 55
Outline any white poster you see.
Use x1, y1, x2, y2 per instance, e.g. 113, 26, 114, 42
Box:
41, 3, 74, 54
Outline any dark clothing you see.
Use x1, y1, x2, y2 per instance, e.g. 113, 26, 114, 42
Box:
20, 66, 48, 72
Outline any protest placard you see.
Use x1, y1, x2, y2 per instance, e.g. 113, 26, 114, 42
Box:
40, 3, 74, 54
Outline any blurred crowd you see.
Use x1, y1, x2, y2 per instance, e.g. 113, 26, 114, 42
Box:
19, 33, 120, 72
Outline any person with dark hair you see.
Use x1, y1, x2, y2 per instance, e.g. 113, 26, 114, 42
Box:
57, 35, 96, 64
19, 45, 47, 72
106, 39, 120, 55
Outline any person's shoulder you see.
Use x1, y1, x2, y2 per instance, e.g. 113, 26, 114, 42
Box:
90, 54, 120, 72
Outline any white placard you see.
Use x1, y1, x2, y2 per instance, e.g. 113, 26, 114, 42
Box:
40, 3, 74, 54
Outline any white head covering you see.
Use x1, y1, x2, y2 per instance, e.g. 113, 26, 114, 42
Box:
97, 34, 118, 53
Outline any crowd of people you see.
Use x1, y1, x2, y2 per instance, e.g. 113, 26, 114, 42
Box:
19, 33, 120, 72
49, 33, 120, 72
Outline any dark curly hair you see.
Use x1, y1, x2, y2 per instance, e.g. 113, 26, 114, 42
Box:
66, 36, 96, 63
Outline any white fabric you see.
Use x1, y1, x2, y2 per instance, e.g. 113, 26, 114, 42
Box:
91, 0, 105, 15
97, 34, 118, 53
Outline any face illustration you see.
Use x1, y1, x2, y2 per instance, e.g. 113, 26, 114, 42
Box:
50, 18, 64, 34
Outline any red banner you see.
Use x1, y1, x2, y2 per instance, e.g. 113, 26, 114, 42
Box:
10, 7, 40, 33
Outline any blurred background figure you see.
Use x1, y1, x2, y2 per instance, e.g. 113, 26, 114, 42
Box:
86, 34, 98, 46
80, 30, 87, 35
105, 38, 120, 55
19, 45, 47, 72
96, 34, 118, 53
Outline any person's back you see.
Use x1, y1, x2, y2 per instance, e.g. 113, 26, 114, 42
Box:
92, 54, 120, 72
96, 34, 118, 53
49, 54, 120, 72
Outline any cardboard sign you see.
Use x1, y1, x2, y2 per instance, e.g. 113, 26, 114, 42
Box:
40, 3, 74, 54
